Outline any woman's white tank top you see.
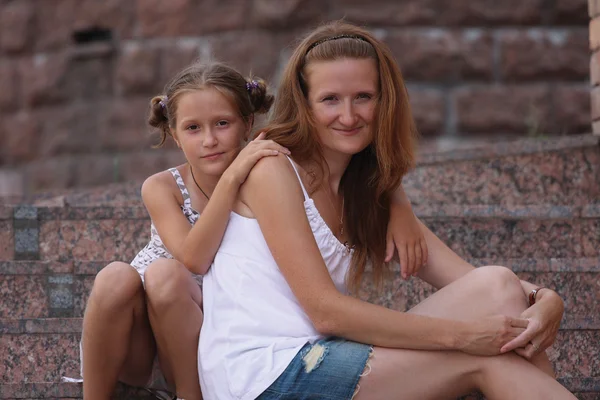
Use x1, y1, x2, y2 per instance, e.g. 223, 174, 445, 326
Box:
198, 157, 354, 400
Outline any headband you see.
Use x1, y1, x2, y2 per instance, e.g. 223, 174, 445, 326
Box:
306, 34, 370, 53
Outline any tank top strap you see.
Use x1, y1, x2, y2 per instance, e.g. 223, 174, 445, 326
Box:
285, 156, 310, 201
168, 167, 192, 209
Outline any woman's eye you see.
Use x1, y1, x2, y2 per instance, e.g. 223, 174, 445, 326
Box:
357, 93, 372, 100
322, 95, 337, 102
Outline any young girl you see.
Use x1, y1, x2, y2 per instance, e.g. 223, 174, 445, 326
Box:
197, 22, 574, 400
81, 60, 428, 400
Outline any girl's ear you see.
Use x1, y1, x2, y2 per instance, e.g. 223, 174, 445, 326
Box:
171, 129, 182, 148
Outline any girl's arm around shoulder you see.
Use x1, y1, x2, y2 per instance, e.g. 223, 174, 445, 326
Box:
240, 155, 471, 352
141, 169, 239, 274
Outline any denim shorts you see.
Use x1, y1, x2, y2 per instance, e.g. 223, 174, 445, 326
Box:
256, 337, 373, 400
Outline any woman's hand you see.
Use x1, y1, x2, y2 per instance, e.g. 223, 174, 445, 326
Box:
459, 315, 530, 356
500, 289, 564, 358
386, 202, 428, 280
224, 132, 291, 186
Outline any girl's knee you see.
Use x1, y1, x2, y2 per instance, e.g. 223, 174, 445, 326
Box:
145, 259, 193, 307
90, 262, 144, 311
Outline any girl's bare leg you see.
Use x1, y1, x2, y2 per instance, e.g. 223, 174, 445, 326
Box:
354, 265, 574, 400
144, 258, 204, 400
82, 262, 156, 400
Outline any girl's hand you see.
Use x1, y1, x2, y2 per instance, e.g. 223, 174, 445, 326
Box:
225, 132, 290, 186
385, 202, 428, 280
500, 289, 564, 358
459, 315, 530, 356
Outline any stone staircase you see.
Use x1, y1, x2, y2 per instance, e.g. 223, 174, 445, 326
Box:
1, 134, 598, 399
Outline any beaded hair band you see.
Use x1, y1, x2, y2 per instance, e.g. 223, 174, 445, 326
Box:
246, 80, 259, 92
159, 96, 168, 110
306, 34, 370, 53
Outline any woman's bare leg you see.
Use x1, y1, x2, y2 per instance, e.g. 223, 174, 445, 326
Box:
415, 221, 555, 376
82, 262, 156, 400
354, 266, 574, 399
144, 258, 204, 400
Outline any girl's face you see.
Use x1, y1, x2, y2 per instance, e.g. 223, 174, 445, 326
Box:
305, 57, 378, 162
172, 87, 250, 177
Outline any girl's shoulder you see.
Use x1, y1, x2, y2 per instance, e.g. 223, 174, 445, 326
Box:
141, 165, 187, 207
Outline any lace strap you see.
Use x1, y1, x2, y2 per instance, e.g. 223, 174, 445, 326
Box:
168, 167, 192, 208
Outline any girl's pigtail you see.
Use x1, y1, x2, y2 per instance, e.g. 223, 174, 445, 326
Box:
148, 95, 171, 147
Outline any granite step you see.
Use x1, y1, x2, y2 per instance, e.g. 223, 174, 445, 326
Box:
1, 259, 598, 320
0, 318, 598, 392
1, 203, 598, 263
0, 381, 156, 399
405, 133, 600, 206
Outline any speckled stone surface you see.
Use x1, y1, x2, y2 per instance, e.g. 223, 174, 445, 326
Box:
405, 144, 600, 206
39, 219, 149, 262
0, 220, 15, 260
0, 382, 155, 399
0, 275, 48, 318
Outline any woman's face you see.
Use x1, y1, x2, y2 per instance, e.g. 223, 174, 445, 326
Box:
172, 87, 250, 177
305, 57, 379, 161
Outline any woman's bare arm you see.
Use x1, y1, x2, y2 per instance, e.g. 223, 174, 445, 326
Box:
239, 155, 526, 354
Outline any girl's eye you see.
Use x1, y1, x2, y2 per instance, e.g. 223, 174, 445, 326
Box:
186, 124, 200, 131
216, 120, 229, 127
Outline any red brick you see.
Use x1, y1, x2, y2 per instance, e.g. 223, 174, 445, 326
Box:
1, 112, 41, 164
453, 85, 553, 135
0, 60, 18, 111
137, 0, 247, 38
72, 0, 136, 41
331, 0, 543, 26
116, 151, 172, 182
209, 31, 287, 80
590, 17, 600, 50
72, 154, 117, 187
385, 29, 493, 82
552, 85, 591, 134
0, 220, 14, 260
20, 53, 69, 107
0, 0, 34, 52
116, 44, 161, 96
160, 42, 203, 86
593, 120, 600, 135
500, 28, 589, 81
554, 0, 588, 24
591, 86, 600, 120
407, 87, 445, 136
0, 169, 24, 198
32, 0, 134, 51
32, 0, 77, 51
64, 55, 113, 100
591, 51, 600, 86
25, 156, 76, 192
591, 0, 600, 18
249, 0, 326, 29
99, 97, 155, 152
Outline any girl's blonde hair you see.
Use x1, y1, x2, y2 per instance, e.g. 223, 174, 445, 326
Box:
148, 62, 274, 146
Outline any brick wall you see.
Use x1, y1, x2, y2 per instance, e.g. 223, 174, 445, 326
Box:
590, 0, 600, 135
0, 0, 590, 195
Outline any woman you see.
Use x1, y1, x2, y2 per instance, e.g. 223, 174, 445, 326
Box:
198, 21, 573, 399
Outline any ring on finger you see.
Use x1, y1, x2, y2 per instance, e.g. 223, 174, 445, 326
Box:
531, 342, 540, 351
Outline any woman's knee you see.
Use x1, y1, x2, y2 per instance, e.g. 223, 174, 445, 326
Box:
144, 258, 196, 309
89, 261, 144, 312
471, 265, 527, 314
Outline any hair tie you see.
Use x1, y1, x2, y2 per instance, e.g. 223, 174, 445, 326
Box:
307, 34, 369, 53
246, 80, 259, 92
159, 96, 168, 110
